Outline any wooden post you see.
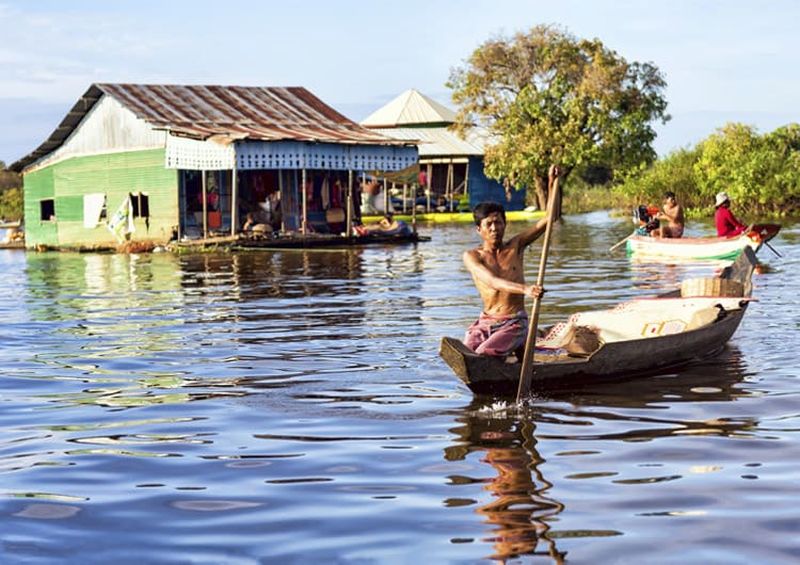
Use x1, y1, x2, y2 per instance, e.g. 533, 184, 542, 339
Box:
463, 162, 470, 212
177, 171, 184, 241
402, 183, 408, 214
278, 169, 285, 233
411, 183, 417, 233
516, 167, 561, 403
301, 168, 307, 235
447, 162, 454, 212
426, 163, 432, 213
230, 161, 238, 236
201, 170, 208, 239
346, 170, 353, 237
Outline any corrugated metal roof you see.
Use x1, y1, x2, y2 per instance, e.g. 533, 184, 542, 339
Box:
360, 89, 457, 127
371, 126, 491, 157
12, 83, 411, 172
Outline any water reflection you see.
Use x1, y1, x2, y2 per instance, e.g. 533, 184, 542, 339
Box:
442, 344, 757, 562
445, 410, 568, 563
559, 345, 753, 409
627, 259, 730, 292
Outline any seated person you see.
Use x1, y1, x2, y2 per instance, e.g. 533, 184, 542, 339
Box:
634, 205, 660, 236
714, 191, 747, 237
653, 191, 684, 238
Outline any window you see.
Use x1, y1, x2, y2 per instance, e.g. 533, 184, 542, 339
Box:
40, 199, 55, 221
130, 192, 150, 218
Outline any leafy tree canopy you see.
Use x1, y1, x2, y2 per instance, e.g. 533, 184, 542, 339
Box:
617, 122, 800, 217
448, 25, 670, 214
0, 162, 23, 220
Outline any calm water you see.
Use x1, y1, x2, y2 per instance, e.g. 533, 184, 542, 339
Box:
1, 212, 798, 564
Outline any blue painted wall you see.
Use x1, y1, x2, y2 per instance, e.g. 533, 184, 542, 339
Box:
467, 157, 526, 211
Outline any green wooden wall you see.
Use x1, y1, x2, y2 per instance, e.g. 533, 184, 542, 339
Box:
24, 149, 178, 248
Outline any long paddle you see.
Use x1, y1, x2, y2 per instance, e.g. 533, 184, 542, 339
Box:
764, 240, 782, 258
746, 221, 783, 258
609, 233, 634, 252
516, 166, 561, 403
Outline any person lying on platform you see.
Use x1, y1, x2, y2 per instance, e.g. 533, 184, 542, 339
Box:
653, 191, 684, 238
462, 200, 548, 360
714, 191, 748, 237
362, 213, 411, 236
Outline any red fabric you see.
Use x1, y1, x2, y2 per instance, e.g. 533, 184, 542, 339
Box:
208, 211, 222, 229
715, 206, 746, 237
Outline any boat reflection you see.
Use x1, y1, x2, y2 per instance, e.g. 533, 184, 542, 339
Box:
552, 344, 753, 409
445, 411, 567, 563
626, 259, 728, 293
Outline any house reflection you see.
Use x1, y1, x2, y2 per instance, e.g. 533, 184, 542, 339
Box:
24, 251, 184, 323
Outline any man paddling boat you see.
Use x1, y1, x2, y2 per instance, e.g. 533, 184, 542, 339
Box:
462, 194, 553, 359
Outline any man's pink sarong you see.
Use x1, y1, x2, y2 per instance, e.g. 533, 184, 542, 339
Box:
464, 311, 528, 357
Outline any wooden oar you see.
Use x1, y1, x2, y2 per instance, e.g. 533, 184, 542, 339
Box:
516, 166, 561, 403
746, 221, 783, 257
764, 240, 782, 258
609, 233, 634, 252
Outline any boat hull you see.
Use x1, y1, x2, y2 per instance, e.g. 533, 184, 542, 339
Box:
627, 234, 756, 261
625, 223, 780, 261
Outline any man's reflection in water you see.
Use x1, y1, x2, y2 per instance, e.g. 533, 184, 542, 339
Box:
447, 415, 566, 563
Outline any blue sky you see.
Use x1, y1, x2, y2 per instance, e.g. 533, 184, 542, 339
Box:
1, 0, 798, 166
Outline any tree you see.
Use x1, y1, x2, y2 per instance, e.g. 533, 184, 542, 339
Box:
448, 25, 670, 216
694, 123, 800, 215
615, 122, 800, 216
0, 161, 23, 220
616, 146, 701, 209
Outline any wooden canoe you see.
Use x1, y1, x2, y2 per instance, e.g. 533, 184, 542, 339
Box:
439, 247, 758, 397
625, 223, 780, 261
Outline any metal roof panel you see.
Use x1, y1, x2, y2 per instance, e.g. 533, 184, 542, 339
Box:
11, 83, 411, 172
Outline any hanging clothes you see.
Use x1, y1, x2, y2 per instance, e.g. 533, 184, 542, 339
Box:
321, 176, 330, 210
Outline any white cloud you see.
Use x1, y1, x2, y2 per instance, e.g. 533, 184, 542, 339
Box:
0, 3, 175, 102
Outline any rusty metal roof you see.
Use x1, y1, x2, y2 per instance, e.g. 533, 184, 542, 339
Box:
11, 83, 411, 172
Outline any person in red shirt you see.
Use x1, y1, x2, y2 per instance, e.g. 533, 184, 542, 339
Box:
714, 191, 747, 237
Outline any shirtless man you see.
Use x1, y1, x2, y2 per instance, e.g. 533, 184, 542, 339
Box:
655, 191, 684, 238
462, 202, 548, 358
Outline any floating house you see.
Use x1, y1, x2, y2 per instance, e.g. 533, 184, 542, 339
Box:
10, 83, 418, 249
360, 89, 526, 214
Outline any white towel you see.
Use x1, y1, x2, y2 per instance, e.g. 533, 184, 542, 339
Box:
83, 193, 106, 228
